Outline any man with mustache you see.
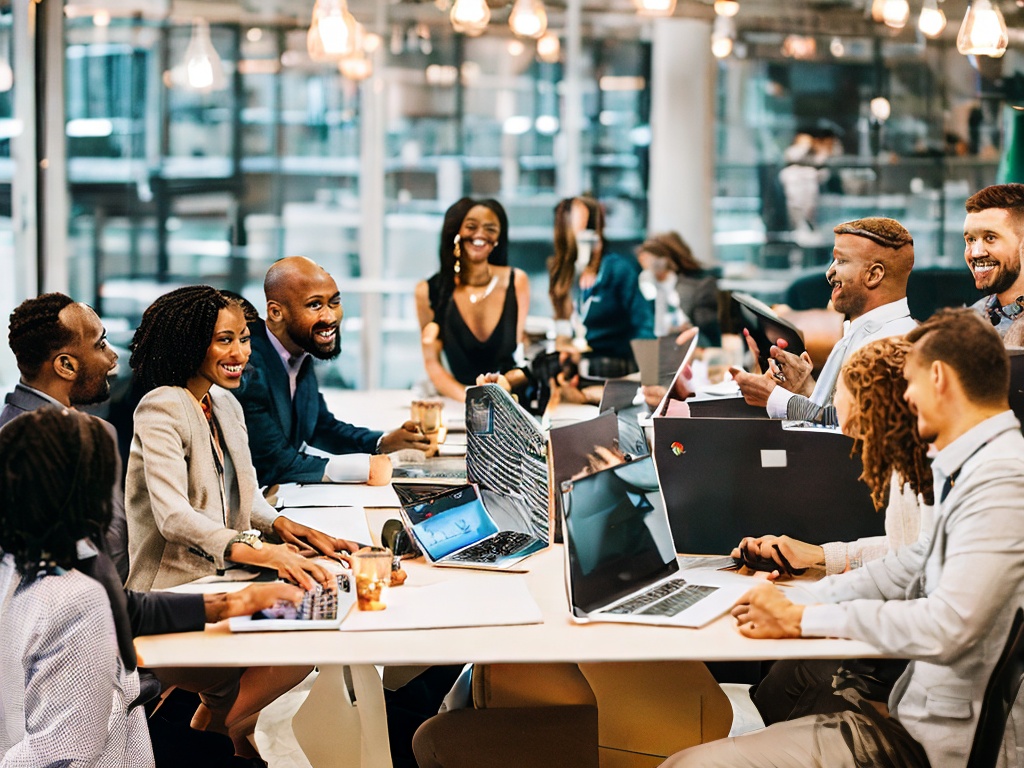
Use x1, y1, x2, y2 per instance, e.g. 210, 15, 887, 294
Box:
963, 184, 1024, 337
236, 256, 428, 486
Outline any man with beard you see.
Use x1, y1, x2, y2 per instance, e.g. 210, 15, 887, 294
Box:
731, 217, 917, 426
236, 256, 428, 486
0, 292, 129, 579
963, 184, 1024, 337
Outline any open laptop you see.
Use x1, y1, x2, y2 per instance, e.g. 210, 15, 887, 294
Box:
465, 383, 552, 542
639, 333, 700, 423
652, 417, 881, 556
631, 335, 693, 387
560, 456, 750, 628
399, 483, 546, 570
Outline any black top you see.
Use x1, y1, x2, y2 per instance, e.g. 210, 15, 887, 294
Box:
428, 269, 519, 386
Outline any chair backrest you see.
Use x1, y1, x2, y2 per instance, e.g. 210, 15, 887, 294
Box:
967, 607, 1024, 768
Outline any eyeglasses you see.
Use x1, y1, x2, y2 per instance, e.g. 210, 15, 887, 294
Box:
985, 295, 1024, 327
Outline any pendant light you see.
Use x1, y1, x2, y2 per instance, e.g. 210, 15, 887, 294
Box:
918, 0, 947, 37
338, 22, 372, 81
714, 0, 740, 17
509, 0, 548, 39
183, 19, 226, 92
536, 31, 561, 63
308, 0, 359, 61
881, 0, 910, 29
450, 0, 491, 36
956, 0, 1008, 57
711, 15, 735, 58
634, 0, 677, 16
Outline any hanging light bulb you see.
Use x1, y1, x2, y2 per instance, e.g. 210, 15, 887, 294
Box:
307, 0, 358, 61
536, 31, 560, 63
830, 36, 846, 56
509, 0, 548, 39
182, 18, 226, 91
339, 51, 372, 80
450, 0, 491, 36
882, 0, 910, 28
957, 0, 1008, 56
714, 0, 740, 17
634, 0, 677, 16
919, 0, 947, 37
711, 15, 735, 58
870, 0, 887, 22
870, 96, 892, 121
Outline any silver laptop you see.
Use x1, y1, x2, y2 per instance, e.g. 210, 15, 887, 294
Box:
560, 456, 748, 628
400, 483, 547, 570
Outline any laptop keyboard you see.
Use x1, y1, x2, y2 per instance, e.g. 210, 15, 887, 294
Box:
255, 573, 349, 621
606, 578, 718, 617
447, 531, 535, 563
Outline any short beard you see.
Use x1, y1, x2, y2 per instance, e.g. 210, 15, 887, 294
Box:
288, 326, 341, 361
69, 377, 110, 407
988, 262, 1022, 298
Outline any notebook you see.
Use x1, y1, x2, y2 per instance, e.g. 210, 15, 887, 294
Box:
399, 483, 547, 570
731, 292, 806, 373
651, 417, 881, 556
560, 456, 749, 628
465, 384, 552, 542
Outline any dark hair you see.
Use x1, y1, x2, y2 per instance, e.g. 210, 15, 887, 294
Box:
8, 292, 77, 378
906, 307, 1009, 407
965, 184, 1024, 229
637, 231, 703, 275
129, 285, 236, 394
219, 290, 261, 323
0, 408, 115, 576
432, 197, 510, 325
549, 196, 606, 309
833, 217, 913, 249
840, 338, 934, 511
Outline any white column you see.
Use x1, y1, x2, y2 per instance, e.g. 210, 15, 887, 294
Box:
39, 0, 68, 292
648, 18, 715, 263
358, 57, 386, 390
11, 0, 36, 300
558, 0, 583, 197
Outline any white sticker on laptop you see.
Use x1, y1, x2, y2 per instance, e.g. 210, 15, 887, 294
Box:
760, 449, 787, 468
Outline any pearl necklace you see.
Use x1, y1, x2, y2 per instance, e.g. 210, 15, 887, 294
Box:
466, 274, 499, 304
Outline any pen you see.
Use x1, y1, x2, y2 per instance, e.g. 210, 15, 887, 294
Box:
768, 359, 786, 383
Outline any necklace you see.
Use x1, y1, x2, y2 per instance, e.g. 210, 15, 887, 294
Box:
466, 274, 499, 304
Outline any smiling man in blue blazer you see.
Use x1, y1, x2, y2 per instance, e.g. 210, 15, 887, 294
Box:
236, 256, 428, 486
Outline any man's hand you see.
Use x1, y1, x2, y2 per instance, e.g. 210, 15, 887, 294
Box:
204, 582, 305, 623
729, 367, 776, 407
731, 583, 804, 639
379, 421, 431, 454
732, 534, 825, 580
272, 516, 362, 563
770, 344, 815, 396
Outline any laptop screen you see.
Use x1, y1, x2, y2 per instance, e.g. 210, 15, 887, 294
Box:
561, 457, 679, 614
406, 486, 500, 560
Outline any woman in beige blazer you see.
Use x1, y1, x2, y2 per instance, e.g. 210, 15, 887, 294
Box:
124, 284, 359, 761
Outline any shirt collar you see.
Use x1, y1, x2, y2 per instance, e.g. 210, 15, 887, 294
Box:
266, 321, 308, 371
932, 410, 1021, 480
16, 382, 67, 408
846, 297, 911, 337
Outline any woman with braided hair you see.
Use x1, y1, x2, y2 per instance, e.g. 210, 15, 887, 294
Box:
732, 336, 935, 726
124, 285, 359, 762
0, 407, 154, 766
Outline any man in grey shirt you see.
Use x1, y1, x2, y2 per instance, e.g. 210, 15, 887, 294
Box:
663, 308, 1024, 768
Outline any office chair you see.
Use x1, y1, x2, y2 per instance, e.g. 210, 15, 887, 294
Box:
966, 607, 1024, 768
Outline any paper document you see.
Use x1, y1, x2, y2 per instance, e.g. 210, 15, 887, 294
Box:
271, 483, 401, 509
278, 506, 374, 545
341, 575, 542, 631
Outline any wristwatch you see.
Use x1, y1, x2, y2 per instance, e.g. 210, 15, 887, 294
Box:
229, 529, 263, 551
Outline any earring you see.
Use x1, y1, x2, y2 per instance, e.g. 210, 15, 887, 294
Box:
453, 235, 461, 275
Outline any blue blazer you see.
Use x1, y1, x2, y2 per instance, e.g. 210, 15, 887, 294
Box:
234, 321, 382, 486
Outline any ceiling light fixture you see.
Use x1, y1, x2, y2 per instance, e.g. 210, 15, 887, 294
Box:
338, 23, 372, 80
307, 0, 359, 61
182, 18, 226, 92
509, 0, 548, 38
881, 0, 910, 28
711, 15, 735, 58
956, 0, 1008, 56
918, 0, 947, 37
870, 96, 891, 121
450, 0, 491, 36
635, 0, 677, 16
536, 31, 561, 62
714, 0, 740, 17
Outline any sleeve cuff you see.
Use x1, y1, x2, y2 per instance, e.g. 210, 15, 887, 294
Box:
822, 541, 848, 576
766, 386, 795, 419
800, 604, 851, 638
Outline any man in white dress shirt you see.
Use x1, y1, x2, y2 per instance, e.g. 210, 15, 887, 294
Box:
731, 217, 917, 426
662, 308, 1024, 768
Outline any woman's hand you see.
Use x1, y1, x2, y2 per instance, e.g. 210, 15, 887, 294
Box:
272, 516, 362, 563
476, 372, 512, 392
228, 541, 336, 592
732, 534, 824, 580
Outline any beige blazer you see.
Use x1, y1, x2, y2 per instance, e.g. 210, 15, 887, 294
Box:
125, 386, 279, 591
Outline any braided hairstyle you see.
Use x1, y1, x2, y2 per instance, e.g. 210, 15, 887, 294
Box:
129, 285, 234, 394
8, 292, 76, 377
0, 408, 115, 577
840, 337, 934, 511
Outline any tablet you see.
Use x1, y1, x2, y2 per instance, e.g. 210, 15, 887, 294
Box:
731, 292, 806, 372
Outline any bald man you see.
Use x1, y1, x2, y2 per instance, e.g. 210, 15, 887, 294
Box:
731, 217, 918, 426
236, 256, 428, 486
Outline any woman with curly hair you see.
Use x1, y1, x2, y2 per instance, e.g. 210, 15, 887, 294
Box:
732, 336, 934, 725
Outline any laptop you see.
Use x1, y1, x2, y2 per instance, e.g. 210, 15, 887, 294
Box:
560, 456, 750, 628
652, 417, 881, 556
731, 292, 806, 373
399, 483, 547, 570
631, 335, 693, 387
465, 384, 552, 542
643, 333, 699, 421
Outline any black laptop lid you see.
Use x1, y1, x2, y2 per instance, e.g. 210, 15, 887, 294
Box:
731, 292, 806, 372
561, 457, 678, 614
652, 417, 882, 555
